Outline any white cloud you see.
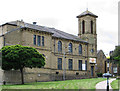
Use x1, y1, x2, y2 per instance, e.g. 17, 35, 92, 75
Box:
0, 0, 119, 54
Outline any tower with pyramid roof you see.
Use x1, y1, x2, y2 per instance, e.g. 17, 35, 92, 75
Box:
77, 10, 98, 76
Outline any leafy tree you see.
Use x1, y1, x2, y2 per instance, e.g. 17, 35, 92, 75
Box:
111, 46, 120, 75
112, 46, 120, 63
1, 45, 45, 84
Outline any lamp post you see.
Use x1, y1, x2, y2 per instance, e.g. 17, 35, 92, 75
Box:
106, 56, 110, 91
63, 47, 68, 81
63, 50, 66, 81
63, 46, 70, 81
103, 56, 111, 91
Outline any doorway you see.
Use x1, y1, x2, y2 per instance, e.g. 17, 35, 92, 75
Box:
91, 66, 94, 76
104, 61, 107, 73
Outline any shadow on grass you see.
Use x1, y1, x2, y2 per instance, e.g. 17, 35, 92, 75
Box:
2, 82, 60, 86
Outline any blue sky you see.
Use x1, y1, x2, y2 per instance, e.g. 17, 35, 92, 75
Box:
0, 0, 119, 55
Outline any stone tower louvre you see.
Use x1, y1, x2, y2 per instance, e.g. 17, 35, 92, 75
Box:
77, 10, 98, 58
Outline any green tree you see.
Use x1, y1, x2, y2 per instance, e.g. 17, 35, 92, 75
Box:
112, 46, 120, 75
112, 46, 120, 63
1, 45, 45, 84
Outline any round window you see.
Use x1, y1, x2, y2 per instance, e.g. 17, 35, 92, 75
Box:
91, 49, 94, 53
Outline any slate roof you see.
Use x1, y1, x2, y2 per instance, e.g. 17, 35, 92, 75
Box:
6, 21, 53, 34
49, 28, 88, 43
2, 20, 88, 44
97, 50, 101, 54
77, 10, 98, 18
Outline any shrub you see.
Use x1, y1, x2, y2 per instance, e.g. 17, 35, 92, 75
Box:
97, 73, 103, 77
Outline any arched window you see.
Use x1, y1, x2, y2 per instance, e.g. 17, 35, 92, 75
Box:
68, 43, 73, 53
82, 20, 85, 34
79, 44, 82, 54
33, 35, 36, 45
58, 41, 62, 52
91, 21, 93, 34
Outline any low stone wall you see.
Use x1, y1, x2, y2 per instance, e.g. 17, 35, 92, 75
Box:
0, 68, 3, 85
3, 70, 22, 84
2, 68, 90, 84
51, 70, 89, 81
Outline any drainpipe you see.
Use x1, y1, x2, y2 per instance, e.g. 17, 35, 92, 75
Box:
54, 39, 55, 53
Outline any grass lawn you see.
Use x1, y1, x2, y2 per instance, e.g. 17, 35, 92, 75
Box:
111, 79, 118, 89
2, 78, 106, 89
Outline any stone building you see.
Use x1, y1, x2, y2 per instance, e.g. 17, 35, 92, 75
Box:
96, 50, 107, 74
109, 50, 118, 76
0, 10, 98, 84
96, 50, 115, 76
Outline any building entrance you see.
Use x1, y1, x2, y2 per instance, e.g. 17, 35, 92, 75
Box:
91, 66, 94, 76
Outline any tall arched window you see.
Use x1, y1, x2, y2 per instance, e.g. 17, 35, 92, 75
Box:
82, 20, 85, 34
68, 43, 73, 53
58, 41, 62, 52
91, 21, 93, 34
79, 44, 82, 54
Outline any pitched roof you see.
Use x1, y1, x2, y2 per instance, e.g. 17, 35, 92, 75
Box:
97, 50, 106, 56
49, 28, 88, 43
6, 21, 53, 34
2, 20, 88, 44
77, 10, 98, 18
97, 50, 101, 54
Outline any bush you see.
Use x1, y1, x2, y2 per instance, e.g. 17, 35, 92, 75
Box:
97, 73, 103, 77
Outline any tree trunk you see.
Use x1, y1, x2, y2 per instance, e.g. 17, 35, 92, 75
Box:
20, 68, 24, 84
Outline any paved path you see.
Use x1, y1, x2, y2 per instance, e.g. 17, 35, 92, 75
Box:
96, 78, 116, 91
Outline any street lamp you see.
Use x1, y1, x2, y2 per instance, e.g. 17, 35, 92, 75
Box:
106, 56, 110, 73
63, 50, 66, 81
63, 46, 70, 81
103, 56, 111, 91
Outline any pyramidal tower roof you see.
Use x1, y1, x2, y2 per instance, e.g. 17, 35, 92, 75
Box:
77, 10, 98, 18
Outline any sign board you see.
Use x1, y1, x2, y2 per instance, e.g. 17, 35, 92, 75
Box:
113, 67, 117, 73
107, 63, 109, 67
82, 64, 85, 70
89, 58, 96, 63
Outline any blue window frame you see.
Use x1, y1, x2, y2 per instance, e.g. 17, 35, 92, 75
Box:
58, 41, 62, 52
42, 36, 44, 46
68, 43, 73, 53
33, 35, 36, 45
37, 36, 41, 46
78, 60, 82, 71
68, 59, 73, 70
58, 58, 62, 70
79, 44, 82, 54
